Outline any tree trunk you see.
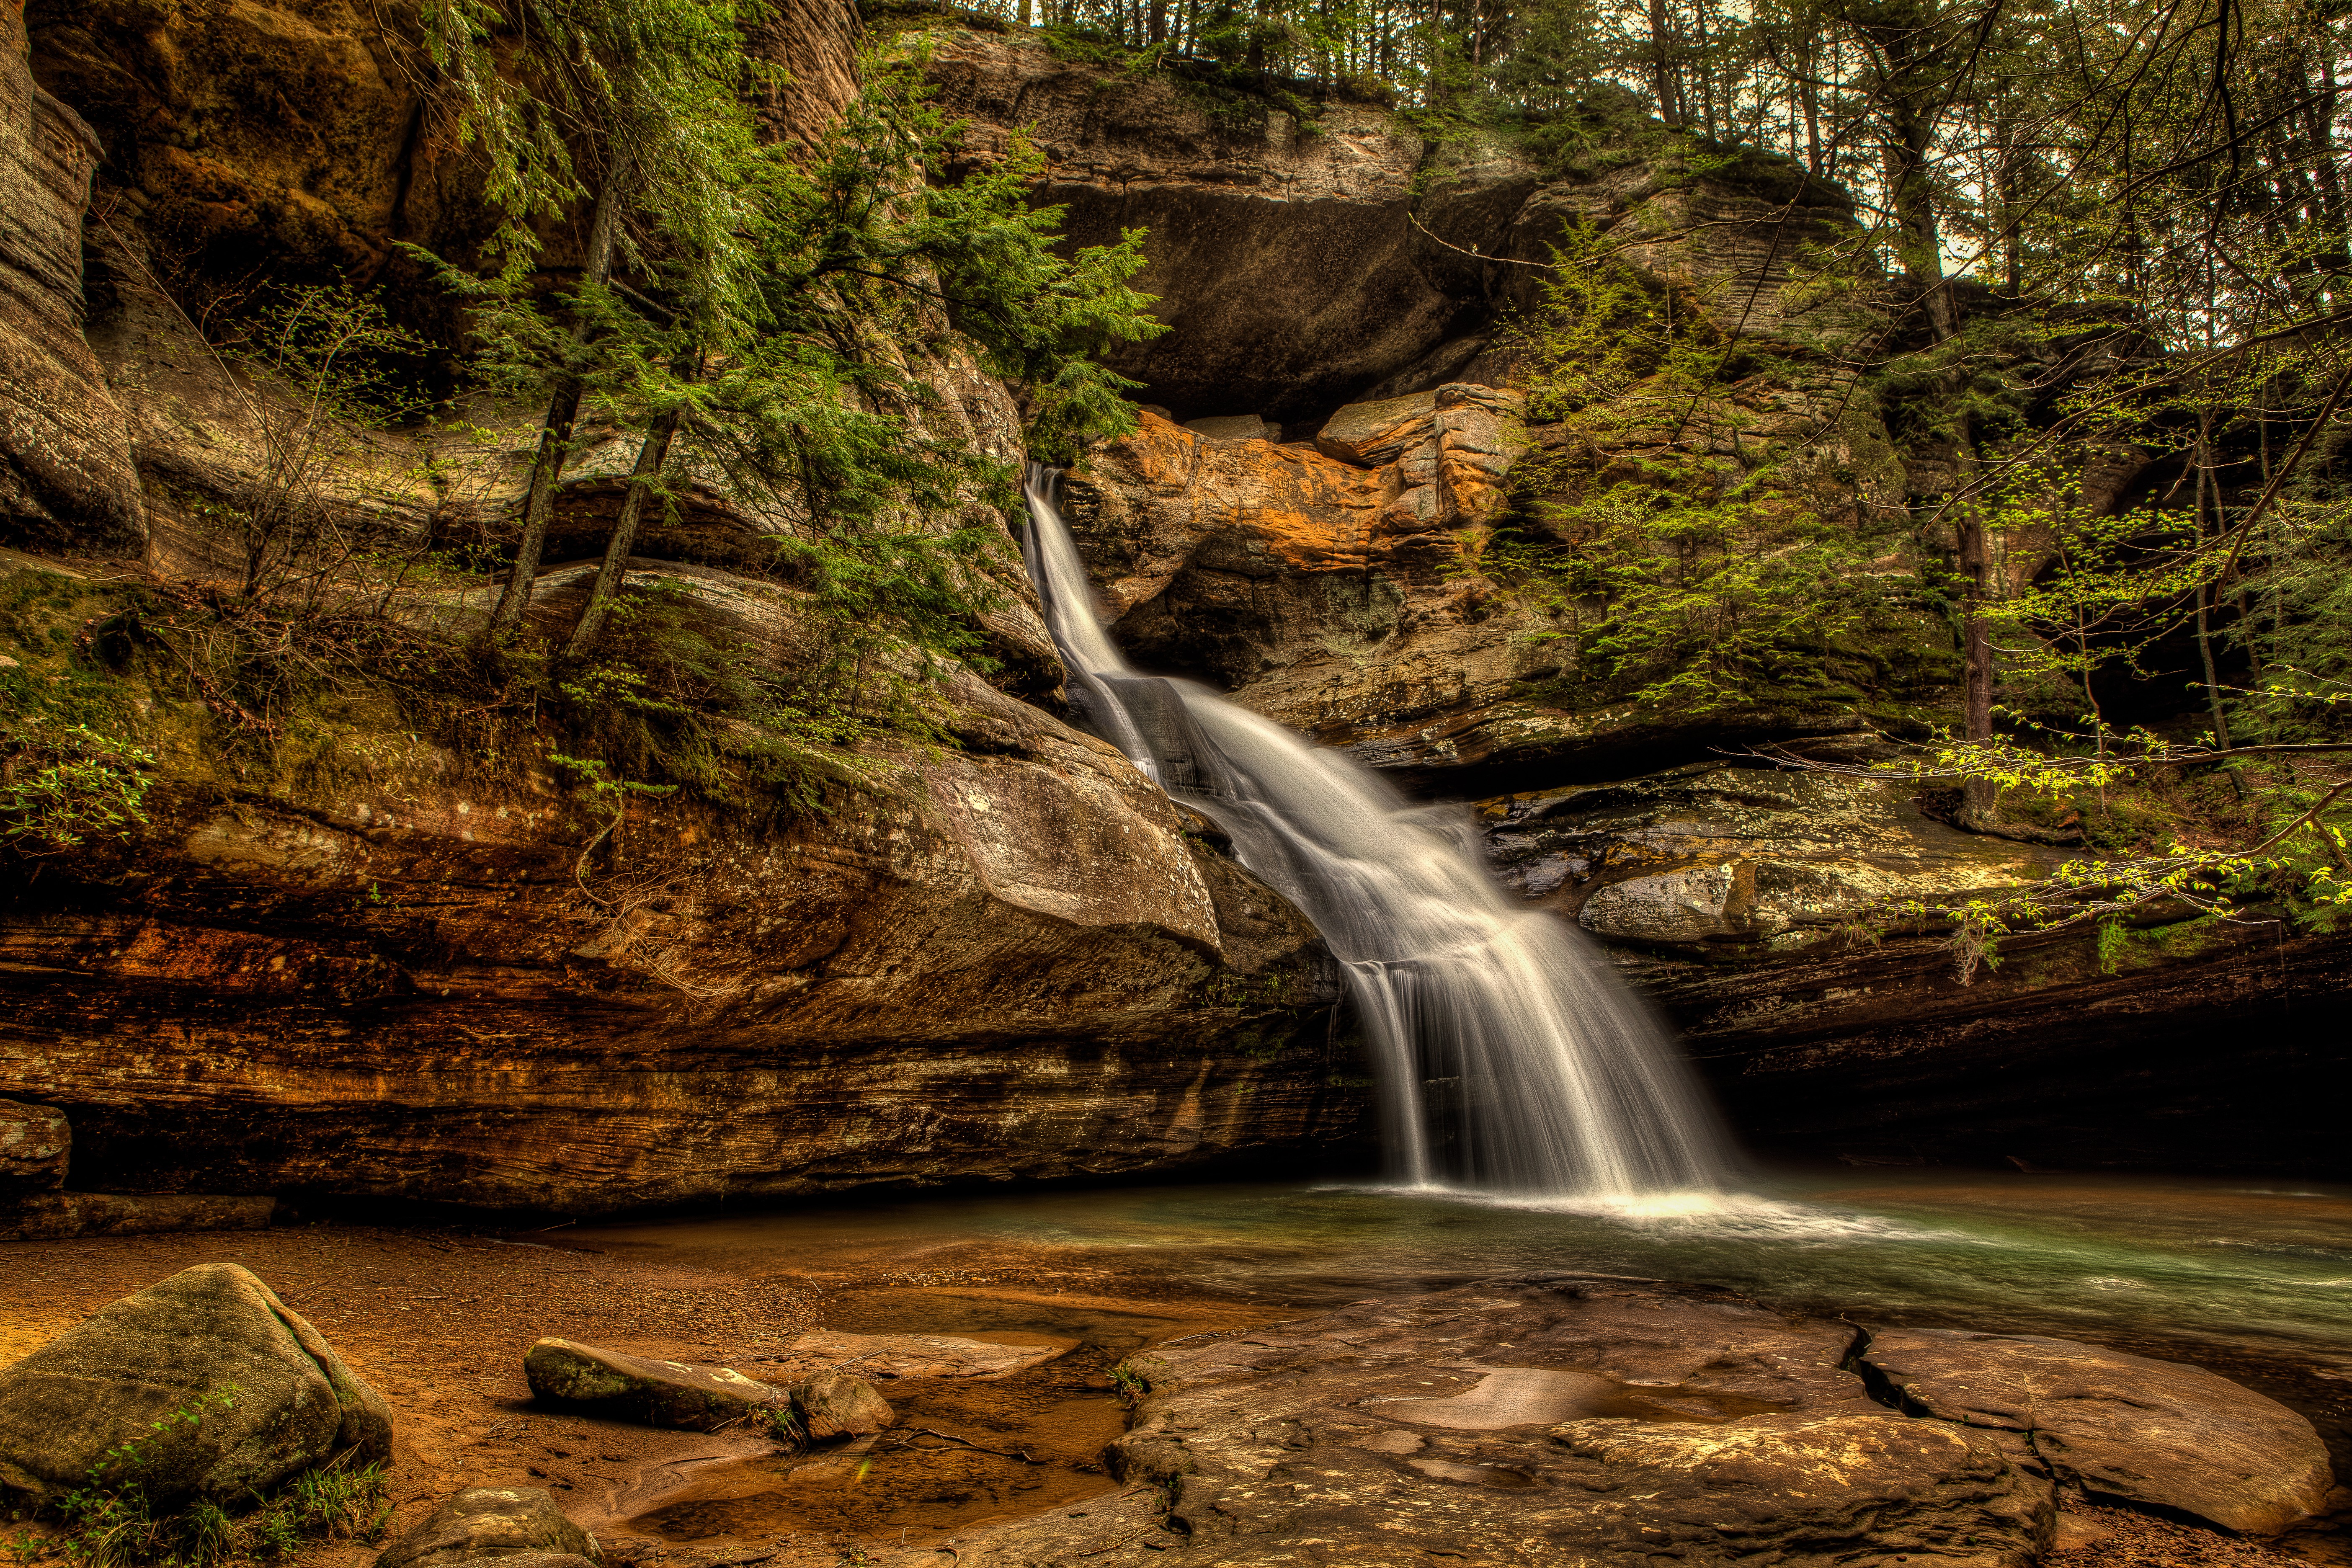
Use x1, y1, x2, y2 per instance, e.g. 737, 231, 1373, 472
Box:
490, 149, 633, 637
566, 403, 684, 660
1648, 0, 1681, 125
1955, 470, 1997, 826
2192, 415, 2235, 754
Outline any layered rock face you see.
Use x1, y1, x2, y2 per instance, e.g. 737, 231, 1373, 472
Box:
0, 0, 143, 550
0, 556, 1360, 1210
0, 0, 1372, 1213
1482, 765, 2352, 1172
924, 28, 1857, 428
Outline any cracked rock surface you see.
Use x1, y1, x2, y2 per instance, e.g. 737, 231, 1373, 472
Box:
957, 1274, 2055, 1566
949, 1274, 2334, 1566
1861, 1328, 2335, 1537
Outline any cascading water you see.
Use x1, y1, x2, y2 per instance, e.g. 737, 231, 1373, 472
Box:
1020, 466, 1732, 1201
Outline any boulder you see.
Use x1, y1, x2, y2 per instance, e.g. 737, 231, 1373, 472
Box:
374, 1488, 601, 1568
1182, 414, 1271, 443
523, 1339, 787, 1432
0, 1263, 391, 1509
1862, 1328, 2335, 1536
0, 1098, 67, 1195
789, 1370, 894, 1442
1313, 392, 1436, 467
754, 1328, 1065, 1381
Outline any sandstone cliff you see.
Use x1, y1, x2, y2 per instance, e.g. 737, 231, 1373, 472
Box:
911, 23, 2347, 1177
0, 0, 1368, 1215
0, 2, 2340, 1215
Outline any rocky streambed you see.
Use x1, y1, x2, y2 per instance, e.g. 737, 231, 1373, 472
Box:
1, 1214, 2344, 1568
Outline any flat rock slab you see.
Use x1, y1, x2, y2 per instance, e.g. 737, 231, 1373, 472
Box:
0, 1191, 281, 1243
753, 1329, 1066, 1382
525, 1339, 786, 1433
376, 1487, 601, 1568
955, 1274, 2054, 1568
1183, 414, 1271, 443
1862, 1327, 2334, 1535
0, 1261, 389, 1509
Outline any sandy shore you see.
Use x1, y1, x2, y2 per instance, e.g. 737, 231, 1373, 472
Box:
0, 1219, 1270, 1568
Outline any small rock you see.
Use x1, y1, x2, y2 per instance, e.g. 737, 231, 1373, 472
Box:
524, 1339, 786, 1433
2051, 1512, 2111, 1551
0, 1262, 391, 1510
1578, 863, 1742, 945
374, 1488, 602, 1568
1862, 1327, 2335, 1535
791, 1370, 894, 1441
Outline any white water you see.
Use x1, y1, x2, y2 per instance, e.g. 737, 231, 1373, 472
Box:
1019, 467, 1731, 1200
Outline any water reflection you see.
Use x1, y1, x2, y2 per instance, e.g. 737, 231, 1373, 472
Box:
570, 1168, 2352, 1368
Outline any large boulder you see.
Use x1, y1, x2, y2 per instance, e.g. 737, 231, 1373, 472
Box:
1861, 1328, 2335, 1536
0, 1263, 390, 1509
524, 1339, 787, 1433
374, 1487, 601, 1568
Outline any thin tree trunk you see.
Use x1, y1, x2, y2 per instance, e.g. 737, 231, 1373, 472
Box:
491, 147, 634, 636
567, 404, 684, 659
2193, 415, 2235, 753
1955, 460, 1998, 827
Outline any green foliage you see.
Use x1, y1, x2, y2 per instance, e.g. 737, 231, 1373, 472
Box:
1033, 21, 1333, 130
1107, 1359, 1150, 1405
188, 284, 436, 604
31, 1383, 383, 1568
411, 31, 1162, 736
2228, 498, 2352, 744
1483, 220, 1897, 712
0, 718, 155, 856
416, 0, 775, 281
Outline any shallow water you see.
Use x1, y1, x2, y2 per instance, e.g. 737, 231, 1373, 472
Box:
571, 1167, 2352, 1370
569, 1167, 2352, 1547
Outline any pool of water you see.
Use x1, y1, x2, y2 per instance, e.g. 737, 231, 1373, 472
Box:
571, 1166, 2352, 1367
562, 1166, 2352, 1549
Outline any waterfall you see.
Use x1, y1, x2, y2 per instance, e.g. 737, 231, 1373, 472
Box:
1019, 467, 1732, 1200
